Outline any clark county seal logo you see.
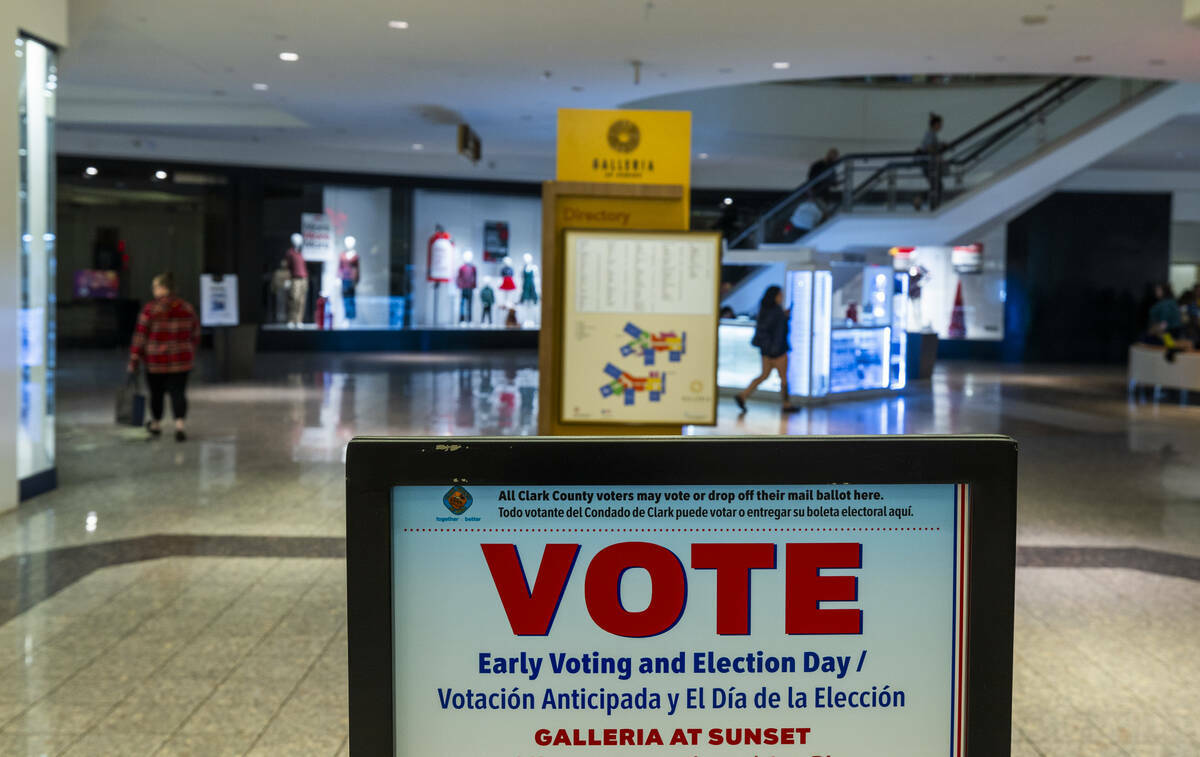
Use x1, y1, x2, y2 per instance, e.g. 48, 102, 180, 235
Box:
443, 485, 473, 515
607, 120, 641, 153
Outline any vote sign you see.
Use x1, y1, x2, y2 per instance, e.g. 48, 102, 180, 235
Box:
346, 437, 1017, 757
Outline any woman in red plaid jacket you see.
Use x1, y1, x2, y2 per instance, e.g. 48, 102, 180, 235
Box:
128, 272, 200, 442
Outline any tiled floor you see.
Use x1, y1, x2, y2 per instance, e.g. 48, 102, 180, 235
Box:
1, 349, 1198, 755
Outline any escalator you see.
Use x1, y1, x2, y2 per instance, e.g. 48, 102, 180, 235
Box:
726, 76, 1171, 254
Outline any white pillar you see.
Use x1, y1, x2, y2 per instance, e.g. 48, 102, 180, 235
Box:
0, 0, 66, 513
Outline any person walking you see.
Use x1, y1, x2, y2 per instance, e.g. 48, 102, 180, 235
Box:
128, 272, 200, 441
735, 285, 798, 414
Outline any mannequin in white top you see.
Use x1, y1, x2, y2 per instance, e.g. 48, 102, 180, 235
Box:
339, 235, 360, 322
285, 232, 308, 327
519, 252, 540, 326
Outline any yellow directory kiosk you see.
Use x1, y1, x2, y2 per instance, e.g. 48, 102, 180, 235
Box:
538, 109, 719, 435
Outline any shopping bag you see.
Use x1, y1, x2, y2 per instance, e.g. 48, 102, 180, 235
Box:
115, 373, 146, 427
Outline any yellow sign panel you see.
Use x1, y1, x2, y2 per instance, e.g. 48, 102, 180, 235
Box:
557, 109, 691, 188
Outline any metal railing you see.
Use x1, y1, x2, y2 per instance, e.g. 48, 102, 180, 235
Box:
728, 77, 1161, 249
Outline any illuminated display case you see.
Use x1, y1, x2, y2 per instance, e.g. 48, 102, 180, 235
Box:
717, 261, 907, 401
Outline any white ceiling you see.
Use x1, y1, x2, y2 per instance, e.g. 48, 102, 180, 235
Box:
58, 0, 1200, 184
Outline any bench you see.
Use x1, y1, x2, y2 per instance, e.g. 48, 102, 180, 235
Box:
1128, 344, 1200, 401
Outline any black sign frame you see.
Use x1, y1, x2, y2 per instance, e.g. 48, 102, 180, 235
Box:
346, 435, 1017, 756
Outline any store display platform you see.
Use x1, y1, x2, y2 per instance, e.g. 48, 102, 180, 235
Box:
258, 325, 538, 352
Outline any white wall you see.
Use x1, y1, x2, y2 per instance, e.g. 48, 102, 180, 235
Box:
411, 191, 542, 327
1, 0, 67, 512
55, 79, 1060, 191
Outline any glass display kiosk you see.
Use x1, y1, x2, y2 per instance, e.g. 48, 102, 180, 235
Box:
719, 260, 908, 401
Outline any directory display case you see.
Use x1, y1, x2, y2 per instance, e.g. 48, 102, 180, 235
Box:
717, 261, 908, 401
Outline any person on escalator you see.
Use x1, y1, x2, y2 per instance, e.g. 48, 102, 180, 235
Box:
782, 194, 823, 242
918, 113, 945, 210
807, 148, 840, 205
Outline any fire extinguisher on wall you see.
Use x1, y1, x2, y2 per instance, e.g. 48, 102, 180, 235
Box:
315, 295, 328, 330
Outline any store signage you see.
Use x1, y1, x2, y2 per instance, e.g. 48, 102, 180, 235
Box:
301, 213, 334, 262
557, 109, 691, 188
199, 274, 239, 327
458, 124, 482, 164
346, 437, 1018, 756
72, 270, 119, 299
951, 244, 983, 275
483, 220, 509, 262
559, 230, 719, 426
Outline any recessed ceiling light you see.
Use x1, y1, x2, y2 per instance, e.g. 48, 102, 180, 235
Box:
279, 51, 299, 62
772, 61, 790, 70
697, 153, 709, 160
1073, 55, 1092, 63
388, 20, 409, 29
412, 143, 424, 151
723, 197, 733, 206
84, 166, 98, 176
154, 170, 168, 180
252, 82, 269, 91
1021, 14, 1048, 25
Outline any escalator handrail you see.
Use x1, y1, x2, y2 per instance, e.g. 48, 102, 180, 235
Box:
942, 76, 1087, 152
949, 78, 1095, 168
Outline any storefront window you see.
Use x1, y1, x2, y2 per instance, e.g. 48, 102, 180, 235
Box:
893, 244, 1005, 340
261, 185, 541, 331
16, 35, 57, 484
411, 189, 542, 329
262, 183, 395, 329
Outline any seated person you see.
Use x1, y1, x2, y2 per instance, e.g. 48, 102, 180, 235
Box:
1144, 283, 1189, 350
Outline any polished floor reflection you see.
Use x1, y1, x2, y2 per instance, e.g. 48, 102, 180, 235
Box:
0, 350, 1198, 756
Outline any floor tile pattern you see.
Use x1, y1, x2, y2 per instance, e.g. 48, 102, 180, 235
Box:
0, 350, 1196, 755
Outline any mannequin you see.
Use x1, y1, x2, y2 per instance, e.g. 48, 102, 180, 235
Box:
428, 224, 455, 325
271, 259, 291, 324
479, 277, 496, 326
285, 232, 307, 327
519, 253, 540, 305
456, 250, 478, 324
498, 255, 517, 305
338, 235, 360, 322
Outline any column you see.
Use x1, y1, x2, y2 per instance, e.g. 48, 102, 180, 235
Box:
0, 0, 67, 511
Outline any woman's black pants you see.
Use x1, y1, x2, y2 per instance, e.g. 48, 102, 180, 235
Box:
146, 371, 189, 421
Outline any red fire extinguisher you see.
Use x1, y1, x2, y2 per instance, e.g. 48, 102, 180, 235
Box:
315, 295, 328, 330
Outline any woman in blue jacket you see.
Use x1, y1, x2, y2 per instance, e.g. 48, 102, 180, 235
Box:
735, 285, 798, 413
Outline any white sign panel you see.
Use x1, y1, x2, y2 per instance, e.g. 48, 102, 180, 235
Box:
302, 212, 335, 262
560, 231, 719, 426
391, 482, 972, 756
200, 274, 239, 327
